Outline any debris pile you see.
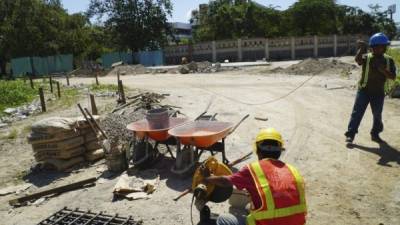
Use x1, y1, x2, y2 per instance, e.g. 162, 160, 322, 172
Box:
178, 61, 222, 74
1, 100, 42, 124
100, 92, 169, 145
108, 64, 148, 76
28, 117, 105, 171
270, 58, 357, 75
113, 169, 160, 200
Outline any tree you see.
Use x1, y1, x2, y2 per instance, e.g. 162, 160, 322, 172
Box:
191, 0, 282, 41
285, 0, 338, 36
87, 0, 173, 53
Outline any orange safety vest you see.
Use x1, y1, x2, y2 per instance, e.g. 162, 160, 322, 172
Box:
247, 159, 307, 225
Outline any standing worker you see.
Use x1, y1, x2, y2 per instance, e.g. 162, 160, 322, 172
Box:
202, 128, 307, 225
345, 33, 397, 143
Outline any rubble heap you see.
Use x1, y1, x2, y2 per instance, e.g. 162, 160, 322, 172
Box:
270, 58, 357, 75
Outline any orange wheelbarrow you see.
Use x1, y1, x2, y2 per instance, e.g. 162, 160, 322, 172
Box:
168, 115, 249, 176
126, 117, 188, 168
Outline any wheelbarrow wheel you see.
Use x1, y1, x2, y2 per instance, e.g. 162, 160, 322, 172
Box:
131, 140, 160, 169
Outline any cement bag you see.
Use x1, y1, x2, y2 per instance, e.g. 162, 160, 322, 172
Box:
84, 131, 100, 143
85, 149, 105, 162
34, 147, 85, 161
31, 117, 77, 134
77, 127, 93, 136
75, 116, 100, 129
84, 140, 102, 151
40, 157, 84, 171
28, 130, 80, 145
32, 136, 84, 152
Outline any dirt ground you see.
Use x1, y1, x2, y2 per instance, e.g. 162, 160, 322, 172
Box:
1, 57, 399, 225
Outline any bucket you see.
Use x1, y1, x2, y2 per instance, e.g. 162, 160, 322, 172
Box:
146, 108, 170, 129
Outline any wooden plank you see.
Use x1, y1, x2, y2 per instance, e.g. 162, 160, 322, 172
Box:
9, 177, 97, 206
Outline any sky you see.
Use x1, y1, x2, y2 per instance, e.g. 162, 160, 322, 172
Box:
61, 0, 400, 23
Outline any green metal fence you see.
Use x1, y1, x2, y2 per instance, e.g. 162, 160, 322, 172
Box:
11, 54, 73, 77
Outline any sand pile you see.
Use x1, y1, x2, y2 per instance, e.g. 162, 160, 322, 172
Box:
272, 58, 358, 75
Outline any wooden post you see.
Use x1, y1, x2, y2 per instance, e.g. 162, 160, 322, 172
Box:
89, 94, 98, 115
39, 88, 46, 112
291, 37, 296, 60
56, 82, 61, 98
49, 75, 53, 93
212, 41, 217, 63
118, 80, 126, 104
95, 72, 99, 85
237, 39, 243, 62
265, 38, 270, 61
117, 69, 120, 82
66, 74, 70, 86
29, 76, 34, 89
313, 35, 319, 58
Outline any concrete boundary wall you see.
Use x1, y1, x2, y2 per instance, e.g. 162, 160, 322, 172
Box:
164, 35, 364, 64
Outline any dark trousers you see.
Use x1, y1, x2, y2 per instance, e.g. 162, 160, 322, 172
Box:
346, 89, 385, 138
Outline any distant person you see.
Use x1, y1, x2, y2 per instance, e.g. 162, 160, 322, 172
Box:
202, 128, 307, 225
345, 33, 397, 143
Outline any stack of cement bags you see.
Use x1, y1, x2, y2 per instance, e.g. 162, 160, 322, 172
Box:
28, 117, 105, 171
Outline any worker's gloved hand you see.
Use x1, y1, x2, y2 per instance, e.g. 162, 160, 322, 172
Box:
357, 40, 367, 52
199, 165, 211, 178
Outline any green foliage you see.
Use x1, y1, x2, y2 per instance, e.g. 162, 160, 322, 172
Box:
89, 83, 118, 92
386, 48, 400, 94
0, 80, 37, 114
87, 0, 173, 52
6, 128, 18, 139
0, 0, 114, 76
191, 0, 397, 42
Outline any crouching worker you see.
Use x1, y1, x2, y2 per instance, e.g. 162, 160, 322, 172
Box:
202, 128, 307, 225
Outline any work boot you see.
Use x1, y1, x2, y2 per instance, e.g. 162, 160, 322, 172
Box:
345, 136, 354, 143
371, 134, 384, 143
345, 132, 354, 143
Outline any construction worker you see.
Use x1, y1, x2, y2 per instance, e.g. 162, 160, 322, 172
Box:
202, 128, 307, 225
345, 33, 397, 143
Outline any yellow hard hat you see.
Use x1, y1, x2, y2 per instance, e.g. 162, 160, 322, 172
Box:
253, 128, 284, 152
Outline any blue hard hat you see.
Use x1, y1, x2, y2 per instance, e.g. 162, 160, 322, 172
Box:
369, 33, 390, 47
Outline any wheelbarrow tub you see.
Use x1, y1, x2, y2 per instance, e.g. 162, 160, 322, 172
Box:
168, 121, 234, 148
127, 117, 188, 142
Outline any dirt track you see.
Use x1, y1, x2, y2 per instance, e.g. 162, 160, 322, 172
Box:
1, 62, 399, 225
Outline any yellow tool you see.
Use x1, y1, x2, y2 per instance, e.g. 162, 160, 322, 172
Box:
192, 156, 233, 199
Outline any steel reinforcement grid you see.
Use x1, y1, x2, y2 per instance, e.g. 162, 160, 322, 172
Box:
37, 207, 143, 225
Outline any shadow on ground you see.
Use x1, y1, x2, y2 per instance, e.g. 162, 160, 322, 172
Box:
349, 141, 400, 166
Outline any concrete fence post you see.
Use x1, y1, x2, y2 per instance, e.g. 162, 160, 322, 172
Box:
313, 35, 318, 58
238, 39, 243, 62
212, 41, 217, 63
333, 34, 338, 57
291, 37, 296, 60
265, 38, 270, 61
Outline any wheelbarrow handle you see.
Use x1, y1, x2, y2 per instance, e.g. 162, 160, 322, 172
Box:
229, 114, 250, 135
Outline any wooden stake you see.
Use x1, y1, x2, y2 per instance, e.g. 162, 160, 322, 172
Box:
118, 80, 126, 104
89, 94, 98, 115
66, 74, 70, 86
29, 76, 34, 89
56, 81, 61, 98
77, 104, 97, 135
39, 88, 46, 112
9, 177, 97, 206
117, 69, 120, 82
49, 75, 53, 93
95, 72, 99, 85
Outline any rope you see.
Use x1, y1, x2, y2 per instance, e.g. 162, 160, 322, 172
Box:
196, 74, 317, 106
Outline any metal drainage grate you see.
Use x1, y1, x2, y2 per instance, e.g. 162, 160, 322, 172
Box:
37, 207, 143, 225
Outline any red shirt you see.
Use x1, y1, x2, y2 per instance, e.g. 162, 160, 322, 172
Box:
227, 165, 262, 209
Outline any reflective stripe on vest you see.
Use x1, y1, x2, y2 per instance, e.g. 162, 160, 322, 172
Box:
359, 53, 391, 88
246, 161, 307, 225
